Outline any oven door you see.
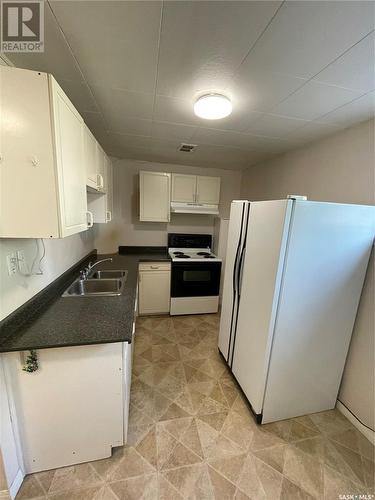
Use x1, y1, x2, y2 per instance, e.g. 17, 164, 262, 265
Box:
171, 262, 222, 297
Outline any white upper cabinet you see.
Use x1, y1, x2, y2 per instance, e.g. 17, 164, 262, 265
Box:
50, 78, 88, 237
196, 176, 221, 204
171, 174, 196, 203
171, 174, 221, 205
0, 66, 88, 238
139, 171, 171, 222
84, 125, 106, 193
95, 144, 106, 192
87, 158, 113, 224
84, 125, 99, 190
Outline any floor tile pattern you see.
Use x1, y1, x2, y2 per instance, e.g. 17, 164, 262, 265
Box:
16, 314, 374, 499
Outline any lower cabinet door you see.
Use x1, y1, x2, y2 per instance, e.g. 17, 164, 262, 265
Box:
139, 270, 171, 315
4, 343, 124, 473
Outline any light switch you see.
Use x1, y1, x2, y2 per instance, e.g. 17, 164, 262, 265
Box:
7, 253, 17, 276
17, 250, 27, 274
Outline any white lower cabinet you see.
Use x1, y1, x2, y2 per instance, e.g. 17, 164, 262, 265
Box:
138, 263, 171, 315
3, 342, 132, 474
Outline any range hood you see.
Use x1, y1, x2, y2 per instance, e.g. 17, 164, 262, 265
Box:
171, 202, 219, 215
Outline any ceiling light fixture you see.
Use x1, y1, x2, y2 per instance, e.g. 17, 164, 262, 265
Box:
194, 94, 232, 120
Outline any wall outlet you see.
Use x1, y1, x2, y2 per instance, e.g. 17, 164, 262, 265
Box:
17, 250, 27, 274
7, 253, 17, 276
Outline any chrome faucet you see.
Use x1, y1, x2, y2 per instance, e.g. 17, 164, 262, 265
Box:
80, 258, 113, 280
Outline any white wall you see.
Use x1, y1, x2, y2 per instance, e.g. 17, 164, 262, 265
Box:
94, 159, 242, 253
0, 231, 94, 322
241, 119, 375, 433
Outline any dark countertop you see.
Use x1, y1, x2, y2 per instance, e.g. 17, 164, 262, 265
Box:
0, 250, 170, 353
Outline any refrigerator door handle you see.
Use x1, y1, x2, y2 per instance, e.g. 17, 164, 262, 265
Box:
227, 203, 246, 364
230, 202, 250, 368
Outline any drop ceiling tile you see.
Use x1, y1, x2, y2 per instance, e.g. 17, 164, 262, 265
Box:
156, 1, 281, 99
191, 128, 252, 149
313, 32, 375, 92
285, 122, 343, 146
246, 113, 310, 138
109, 133, 152, 151
106, 116, 152, 137
59, 80, 99, 113
272, 81, 363, 121
242, 1, 375, 79
7, 3, 83, 82
318, 91, 375, 126
192, 143, 268, 169
154, 95, 199, 126
50, 1, 162, 93
151, 122, 197, 142
92, 85, 153, 121
228, 69, 307, 112
203, 109, 264, 133
81, 111, 109, 145
192, 127, 287, 153
50, 0, 162, 40
110, 145, 151, 161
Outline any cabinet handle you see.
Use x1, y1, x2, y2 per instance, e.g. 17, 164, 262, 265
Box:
97, 174, 104, 190
86, 211, 94, 228
150, 265, 159, 269
106, 210, 112, 222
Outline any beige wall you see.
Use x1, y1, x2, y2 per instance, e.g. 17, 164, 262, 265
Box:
94, 159, 242, 253
0, 232, 94, 322
241, 119, 375, 431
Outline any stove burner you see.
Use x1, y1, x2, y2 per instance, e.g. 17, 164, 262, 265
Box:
173, 251, 184, 255
175, 254, 190, 258
197, 251, 210, 256
204, 255, 215, 259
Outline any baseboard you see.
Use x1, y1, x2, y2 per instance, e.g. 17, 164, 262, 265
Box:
8, 469, 24, 500
336, 400, 374, 444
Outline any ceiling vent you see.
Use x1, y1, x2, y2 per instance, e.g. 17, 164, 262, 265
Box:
178, 143, 197, 153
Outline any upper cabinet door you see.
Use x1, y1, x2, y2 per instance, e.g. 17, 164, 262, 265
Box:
50, 78, 88, 237
196, 176, 221, 204
106, 159, 113, 222
84, 126, 98, 190
95, 144, 106, 192
171, 174, 196, 203
140, 171, 170, 222
0, 67, 60, 238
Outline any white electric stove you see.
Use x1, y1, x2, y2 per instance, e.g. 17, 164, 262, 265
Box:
168, 234, 222, 315
168, 248, 222, 262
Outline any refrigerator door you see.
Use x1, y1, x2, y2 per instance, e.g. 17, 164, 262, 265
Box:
231, 200, 293, 415
262, 201, 375, 423
213, 217, 230, 301
218, 201, 249, 362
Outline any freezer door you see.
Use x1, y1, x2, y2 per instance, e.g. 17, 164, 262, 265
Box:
262, 201, 375, 423
231, 200, 293, 415
218, 201, 249, 362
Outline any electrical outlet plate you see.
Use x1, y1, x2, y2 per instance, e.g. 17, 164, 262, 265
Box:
7, 253, 17, 276
17, 250, 26, 274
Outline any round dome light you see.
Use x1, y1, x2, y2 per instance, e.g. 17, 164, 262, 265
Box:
194, 94, 232, 120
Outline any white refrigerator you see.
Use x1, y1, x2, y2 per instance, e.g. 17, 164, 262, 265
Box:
218, 198, 374, 424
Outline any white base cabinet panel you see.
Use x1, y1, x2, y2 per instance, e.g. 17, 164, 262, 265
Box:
4, 343, 128, 473
138, 263, 171, 315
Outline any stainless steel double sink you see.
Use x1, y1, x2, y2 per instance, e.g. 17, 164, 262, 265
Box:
62, 270, 128, 297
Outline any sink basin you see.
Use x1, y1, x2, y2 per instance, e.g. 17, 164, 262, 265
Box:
89, 269, 128, 280
62, 278, 124, 297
